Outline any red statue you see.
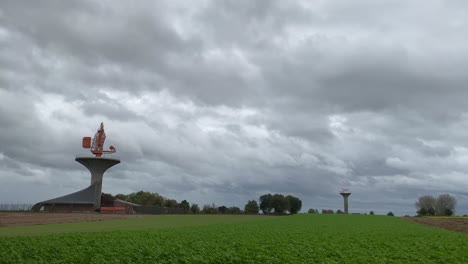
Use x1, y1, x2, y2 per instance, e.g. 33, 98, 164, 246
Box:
82, 122, 116, 158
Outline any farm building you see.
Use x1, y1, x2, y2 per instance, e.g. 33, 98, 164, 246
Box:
101, 198, 141, 214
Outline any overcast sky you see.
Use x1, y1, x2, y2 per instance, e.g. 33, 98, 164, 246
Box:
1, 0, 468, 216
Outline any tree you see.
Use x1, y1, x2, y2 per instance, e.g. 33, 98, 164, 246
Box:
445, 208, 454, 216
202, 203, 217, 214
227, 206, 242, 214
180, 200, 190, 214
308, 209, 318, 214
369, 211, 374, 215
427, 207, 436, 216
417, 208, 427, 216
336, 209, 345, 214
259, 194, 273, 214
164, 199, 178, 208
435, 194, 456, 216
218, 206, 227, 214
190, 204, 200, 214
114, 193, 128, 201
415, 195, 436, 216
271, 194, 288, 214
387, 211, 394, 216
126, 191, 164, 207
244, 200, 259, 214
285, 195, 302, 214
416, 194, 456, 216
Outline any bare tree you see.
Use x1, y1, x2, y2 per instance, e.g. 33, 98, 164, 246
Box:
435, 194, 457, 216
415, 195, 436, 216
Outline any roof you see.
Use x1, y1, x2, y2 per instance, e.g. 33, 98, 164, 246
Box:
39, 184, 98, 205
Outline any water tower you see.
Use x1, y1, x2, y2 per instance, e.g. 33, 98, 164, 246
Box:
339, 188, 351, 214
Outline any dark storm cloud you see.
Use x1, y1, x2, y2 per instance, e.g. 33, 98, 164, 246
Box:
1, 1, 191, 65
1, 0, 468, 215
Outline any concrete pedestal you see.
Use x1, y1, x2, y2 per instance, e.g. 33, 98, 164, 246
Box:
32, 157, 120, 212
75, 157, 120, 209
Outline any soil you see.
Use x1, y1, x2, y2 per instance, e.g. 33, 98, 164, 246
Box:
2, 213, 467, 234
0, 212, 142, 227
404, 217, 468, 234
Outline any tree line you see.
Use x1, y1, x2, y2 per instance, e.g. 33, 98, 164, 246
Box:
415, 194, 457, 216
111, 191, 302, 215
307, 209, 394, 216
258, 193, 302, 214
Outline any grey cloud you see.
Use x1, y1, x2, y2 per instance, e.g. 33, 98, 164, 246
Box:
1, 0, 468, 216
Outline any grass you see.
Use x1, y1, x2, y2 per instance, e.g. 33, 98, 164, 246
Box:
0, 214, 467, 263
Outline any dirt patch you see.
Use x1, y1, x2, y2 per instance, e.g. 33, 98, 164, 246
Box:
0, 212, 143, 227
404, 217, 468, 234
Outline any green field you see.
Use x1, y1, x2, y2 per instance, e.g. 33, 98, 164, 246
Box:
0, 214, 467, 263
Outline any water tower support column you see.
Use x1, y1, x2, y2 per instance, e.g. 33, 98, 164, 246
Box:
339, 189, 351, 214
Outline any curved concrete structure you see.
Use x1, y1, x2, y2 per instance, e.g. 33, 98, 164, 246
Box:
32, 157, 120, 212
75, 157, 120, 209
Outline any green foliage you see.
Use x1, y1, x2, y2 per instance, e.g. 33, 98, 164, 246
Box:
218, 206, 228, 214
370, 211, 374, 215
417, 208, 427, 216
308, 208, 319, 214
190, 204, 200, 214
387, 211, 394, 216
418, 207, 435, 216
114, 193, 127, 200
126, 191, 165, 207
1, 215, 468, 263
445, 208, 454, 216
259, 194, 273, 214
179, 200, 190, 214
163, 199, 178, 208
271, 194, 288, 214
226, 206, 242, 214
113, 191, 245, 215
285, 195, 302, 214
260, 194, 302, 214
244, 200, 259, 214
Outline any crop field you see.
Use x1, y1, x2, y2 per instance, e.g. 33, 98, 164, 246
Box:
0, 214, 467, 263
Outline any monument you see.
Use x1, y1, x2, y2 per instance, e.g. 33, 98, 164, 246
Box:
339, 188, 351, 214
32, 122, 120, 212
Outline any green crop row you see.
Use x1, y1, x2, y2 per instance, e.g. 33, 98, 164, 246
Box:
0, 214, 467, 263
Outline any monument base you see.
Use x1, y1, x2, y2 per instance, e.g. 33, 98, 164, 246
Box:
32, 157, 120, 212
